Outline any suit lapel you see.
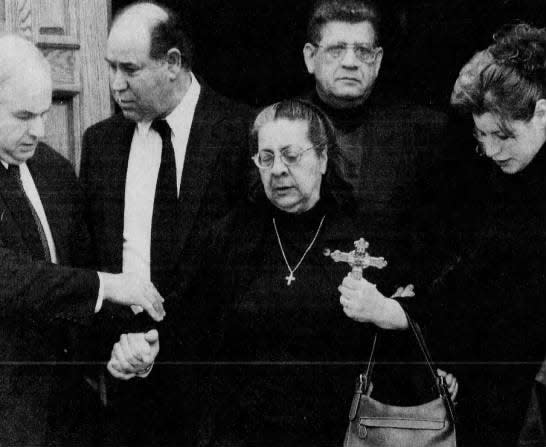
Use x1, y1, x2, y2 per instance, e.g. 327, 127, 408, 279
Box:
0, 166, 30, 251
104, 118, 135, 271
26, 151, 65, 262
177, 86, 225, 250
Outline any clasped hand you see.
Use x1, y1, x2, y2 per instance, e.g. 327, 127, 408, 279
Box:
338, 274, 387, 324
107, 329, 160, 380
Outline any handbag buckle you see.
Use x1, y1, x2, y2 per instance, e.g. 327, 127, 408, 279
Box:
356, 373, 373, 394
349, 374, 370, 422
356, 374, 365, 393
437, 375, 457, 423
358, 421, 368, 439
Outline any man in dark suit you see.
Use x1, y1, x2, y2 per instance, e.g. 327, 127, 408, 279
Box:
80, 2, 252, 444
301, 0, 450, 286
81, 1, 251, 297
0, 34, 166, 445
300, 0, 455, 408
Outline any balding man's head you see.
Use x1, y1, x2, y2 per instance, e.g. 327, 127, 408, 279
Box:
111, 2, 192, 68
0, 34, 51, 99
106, 1, 192, 122
0, 34, 52, 164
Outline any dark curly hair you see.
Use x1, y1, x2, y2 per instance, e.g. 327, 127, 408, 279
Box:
451, 23, 546, 126
306, 0, 381, 46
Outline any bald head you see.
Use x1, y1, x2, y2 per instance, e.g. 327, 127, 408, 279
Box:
111, 1, 192, 66
0, 34, 51, 99
0, 34, 52, 164
106, 2, 192, 122
110, 3, 166, 58
113, 2, 167, 29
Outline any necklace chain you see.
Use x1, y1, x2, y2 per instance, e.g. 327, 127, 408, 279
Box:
272, 215, 326, 286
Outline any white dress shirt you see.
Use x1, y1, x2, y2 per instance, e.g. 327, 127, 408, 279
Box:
122, 73, 201, 280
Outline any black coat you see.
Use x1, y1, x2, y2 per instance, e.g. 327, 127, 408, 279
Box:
79, 83, 253, 446
423, 142, 546, 446
0, 143, 99, 445
302, 90, 450, 287
178, 193, 435, 447
80, 84, 253, 293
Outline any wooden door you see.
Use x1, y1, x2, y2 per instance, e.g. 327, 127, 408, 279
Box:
0, 0, 112, 173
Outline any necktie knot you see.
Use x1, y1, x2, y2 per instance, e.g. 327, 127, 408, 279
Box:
151, 119, 171, 141
7, 164, 20, 179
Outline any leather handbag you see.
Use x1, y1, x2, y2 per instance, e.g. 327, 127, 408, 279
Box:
343, 317, 456, 447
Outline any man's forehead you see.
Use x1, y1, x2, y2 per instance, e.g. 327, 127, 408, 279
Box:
6, 98, 51, 115
318, 20, 377, 44
105, 46, 144, 65
106, 37, 151, 66
0, 74, 52, 112
472, 112, 510, 135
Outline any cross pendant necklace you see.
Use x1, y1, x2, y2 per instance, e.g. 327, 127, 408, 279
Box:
285, 272, 295, 285
273, 215, 326, 286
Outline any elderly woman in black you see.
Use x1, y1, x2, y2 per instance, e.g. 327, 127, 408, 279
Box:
417, 23, 546, 446
183, 99, 457, 447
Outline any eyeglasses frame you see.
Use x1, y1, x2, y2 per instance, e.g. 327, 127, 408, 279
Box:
252, 142, 326, 170
312, 42, 382, 64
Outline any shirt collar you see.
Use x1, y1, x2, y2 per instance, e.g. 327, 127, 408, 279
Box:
0, 160, 26, 170
136, 72, 201, 136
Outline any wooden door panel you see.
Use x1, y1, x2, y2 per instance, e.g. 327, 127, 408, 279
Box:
43, 97, 76, 165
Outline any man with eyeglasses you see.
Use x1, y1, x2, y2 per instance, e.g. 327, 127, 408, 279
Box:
301, 0, 449, 288
303, 2, 383, 110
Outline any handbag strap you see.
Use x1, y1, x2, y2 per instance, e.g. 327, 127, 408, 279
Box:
406, 315, 440, 385
362, 316, 456, 423
363, 332, 377, 388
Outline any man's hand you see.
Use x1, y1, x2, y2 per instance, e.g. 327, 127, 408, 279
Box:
338, 274, 408, 329
102, 273, 166, 321
107, 330, 160, 380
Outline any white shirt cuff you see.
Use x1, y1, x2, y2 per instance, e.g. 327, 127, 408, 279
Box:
95, 272, 105, 313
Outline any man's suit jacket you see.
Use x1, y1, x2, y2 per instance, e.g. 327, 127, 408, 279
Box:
79, 83, 252, 445
80, 84, 252, 290
0, 143, 99, 445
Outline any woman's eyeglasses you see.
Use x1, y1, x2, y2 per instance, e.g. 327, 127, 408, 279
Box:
252, 143, 324, 169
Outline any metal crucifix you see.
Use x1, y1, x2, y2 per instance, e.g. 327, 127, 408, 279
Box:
324, 238, 387, 279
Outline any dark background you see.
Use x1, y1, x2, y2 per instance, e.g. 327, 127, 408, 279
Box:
112, 0, 545, 110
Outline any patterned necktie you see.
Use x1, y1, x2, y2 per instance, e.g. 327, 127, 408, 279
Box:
7, 164, 52, 262
150, 119, 179, 292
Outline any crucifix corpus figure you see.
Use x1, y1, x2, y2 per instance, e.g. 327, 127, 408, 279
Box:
324, 238, 387, 280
